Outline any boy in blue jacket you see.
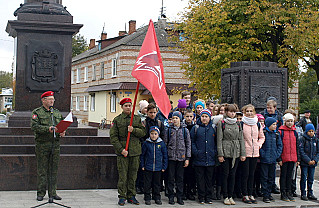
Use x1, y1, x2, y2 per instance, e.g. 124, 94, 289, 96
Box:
299, 124, 319, 201
140, 126, 168, 205
259, 117, 283, 203
190, 109, 217, 204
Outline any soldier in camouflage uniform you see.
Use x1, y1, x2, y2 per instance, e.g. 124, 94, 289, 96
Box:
31, 91, 65, 201
110, 98, 146, 206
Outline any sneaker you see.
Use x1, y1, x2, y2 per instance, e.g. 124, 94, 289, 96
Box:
128, 196, 140, 205
269, 195, 275, 202
205, 199, 213, 204
308, 193, 317, 200
168, 197, 175, 205
281, 192, 289, 202
301, 195, 308, 201
224, 197, 231, 205
249, 195, 257, 204
155, 200, 162, 205
118, 198, 126, 206
292, 191, 297, 197
263, 197, 270, 203
145, 200, 151, 205
177, 198, 184, 205
287, 192, 295, 202
199, 199, 205, 204
242, 196, 251, 204
229, 197, 236, 205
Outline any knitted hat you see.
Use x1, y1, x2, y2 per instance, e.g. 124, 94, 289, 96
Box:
195, 101, 205, 109
149, 126, 160, 134
283, 113, 294, 122
305, 124, 315, 133
200, 109, 212, 118
256, 114, 265, 121
172, 111, 183, 121
304, 109, 311, 114
265, 117, 277, 128
177, 99, 187, 109
139, 100, 149, 111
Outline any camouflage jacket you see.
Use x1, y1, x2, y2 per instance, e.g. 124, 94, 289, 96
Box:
110, 112, 146, 156
31, 106, 63, 143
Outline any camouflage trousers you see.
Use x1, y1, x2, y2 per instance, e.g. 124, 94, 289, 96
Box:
117, 155, 139, 199
35, 141, 60, 197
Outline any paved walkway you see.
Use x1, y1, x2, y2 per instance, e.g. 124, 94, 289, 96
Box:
2, 178, 319, 208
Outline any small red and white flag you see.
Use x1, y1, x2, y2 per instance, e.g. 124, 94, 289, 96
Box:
131, 20, 171, 118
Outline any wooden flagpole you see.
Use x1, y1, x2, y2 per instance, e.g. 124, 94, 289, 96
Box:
124, 81, 140, 153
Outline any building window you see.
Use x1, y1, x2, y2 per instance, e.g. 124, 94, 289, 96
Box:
71, 70, 74, 84
84, 66, 88, 82
92, 64, 96, 81
111, 58, 117, 77
76, 68, 81, 83
83, 95, 88, 111
100, 62, 104, 79
90, 94, 95, 112
110, 92, 116, 113
76, 96, 80, 111
70, 96, 73, 110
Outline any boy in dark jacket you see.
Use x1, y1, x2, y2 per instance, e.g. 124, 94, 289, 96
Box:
166, 111, 191, 205
299, 124, 319, 201
140, 126, 168, 205
182, 109, 196, 200
191, 109, 217, 204
259, 117, 283, 203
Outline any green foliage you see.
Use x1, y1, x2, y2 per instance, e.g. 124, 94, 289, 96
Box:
299, 69, 319, 103
72, 34, 88, 57
175, 0, 319, 98
0, 71, 13, 89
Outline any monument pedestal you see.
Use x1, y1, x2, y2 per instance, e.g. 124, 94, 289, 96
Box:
221, 61, 288, 112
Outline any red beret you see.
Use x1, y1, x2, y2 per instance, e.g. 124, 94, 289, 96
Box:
120, 98, 132, 105
41, 91, 54, 98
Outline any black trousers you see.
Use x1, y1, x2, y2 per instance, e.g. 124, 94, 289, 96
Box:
167, 160, 184, 199
195, 166, 214, 201
254, 161, 261, 193
213, 165, 222, 186
280, 161, 295, 192
234, 161, 243, 196
143, 170, 162, 201
221, 158, 239, 198
241, 157, 258, 196
260, 163, 275, 198
183, 159, 196, 195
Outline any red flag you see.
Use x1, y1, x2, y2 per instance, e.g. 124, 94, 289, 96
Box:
131, 19, 171, 118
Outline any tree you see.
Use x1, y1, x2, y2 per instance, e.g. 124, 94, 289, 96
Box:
0, 71, 13, 89
72, 34, 88, 57
175, 0, 319, 98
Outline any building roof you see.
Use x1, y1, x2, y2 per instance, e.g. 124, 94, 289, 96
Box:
73, 19, 176, 62
85, 82, 195, 95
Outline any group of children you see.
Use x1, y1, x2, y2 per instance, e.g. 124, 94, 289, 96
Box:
136, 98, 319, 205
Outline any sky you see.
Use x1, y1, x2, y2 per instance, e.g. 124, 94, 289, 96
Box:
0, 0, 189, 73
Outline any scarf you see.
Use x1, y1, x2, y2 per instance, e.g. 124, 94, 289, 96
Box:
224, 116, 237, 125
242, 116, 258, 126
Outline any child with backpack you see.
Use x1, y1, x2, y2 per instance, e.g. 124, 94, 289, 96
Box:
140, 126, 168, 205
278, 113, 299, 202
217, 104, 246, 205
191, 109, 217, 204
299, 124, 319, 201
241, 104, 265, 204
165, 111, 191, 205
259, 117, 283, 203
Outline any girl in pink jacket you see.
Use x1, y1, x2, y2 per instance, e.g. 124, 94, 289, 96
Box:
241, 104, 265, 204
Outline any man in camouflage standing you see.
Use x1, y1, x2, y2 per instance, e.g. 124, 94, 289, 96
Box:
110, 98, 146, 206
31, 91, 65, 201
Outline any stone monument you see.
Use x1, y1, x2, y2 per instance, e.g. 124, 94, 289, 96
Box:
6, 0, 82, 126
221, 61, 288, 112
0, 1, 118, 191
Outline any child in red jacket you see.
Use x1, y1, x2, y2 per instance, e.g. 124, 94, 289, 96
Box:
278, 113, 299, 202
